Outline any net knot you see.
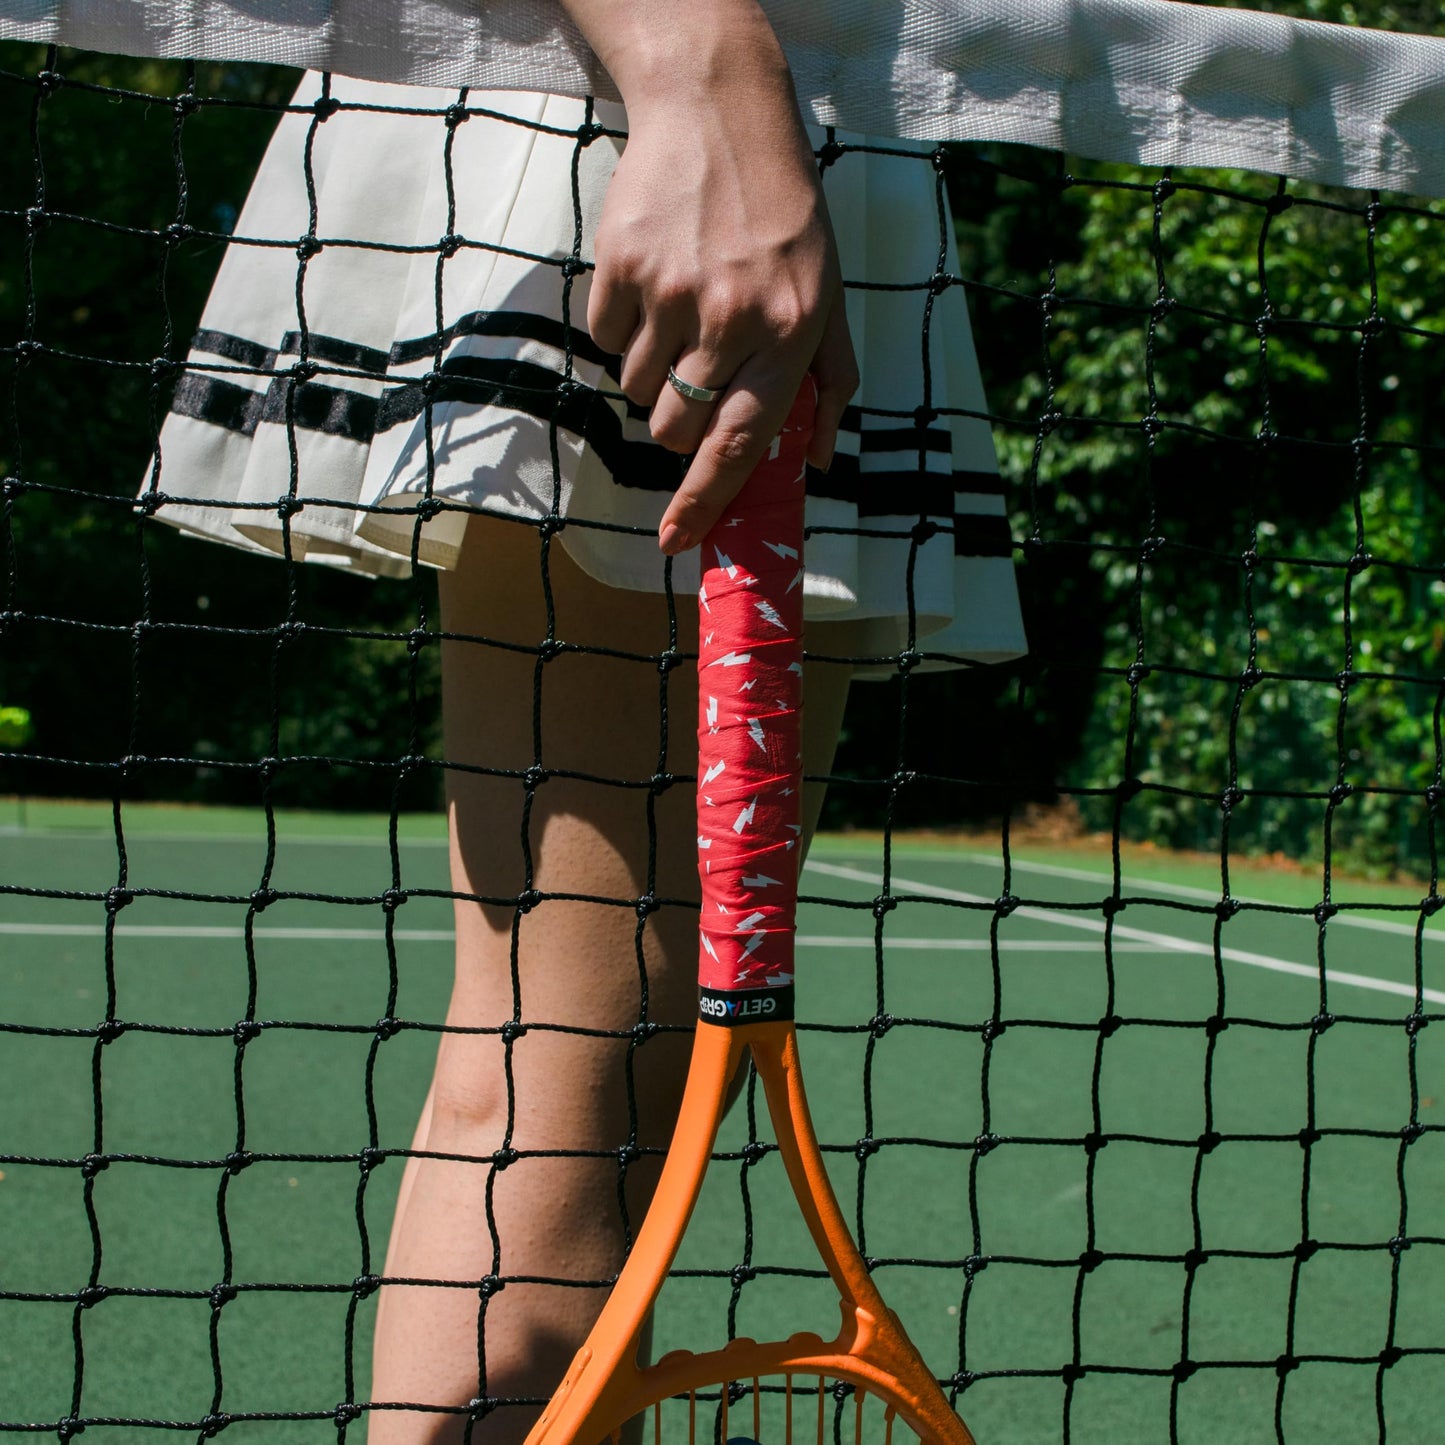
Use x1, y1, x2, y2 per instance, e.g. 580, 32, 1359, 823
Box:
161, 221, 193, 248
1378, 1344, 1405, 1367
1274, 1353, 1299, 1378
1312, 901, 1337, 925
358, 1146, 386, 1173
817, 137, 845, 168
1097, 1014, 1121, 1038
1184, 1248, 1209, 1271
634, 893, 657, 919
616, 1143, 642, 1166
741, 1140, 768, 1166
1150, 295, 1177, 321
172, 90, 200, 117
95, 1019, 126, 1045
445, 102, 470, 128
1215, 896, 1240, 921
561, 255, 588, 280
973, 1132, 1000, 1157
1331, 678, 1355, 705
80, 1153, 109, 1179
1204, 1015, 1228, 1038
927, 271, 954, 297
854, 1136, 881, 1160
1100, 895, 1126, 919
1152, 176, 1177, 202
224, 1151, 253, 1176
830, 1380, 855, 1402
980, 1019, 1006, 1043
1116, 776, 1145, 802
295, 234, 323, 261
869, 1012, 895, 1039
872, 894, 898, 918
332, 1404, 362, 1428
148, 354, 177, 380
1404, 1013, 1428, 1037
352, 1274, 381, 1300
56, 1420, 84, 1442
950, 1369, 978, 1392
730, 1263, 757, 1287
35, 69, 63, 96
249, 887, 278, 913
1197, 1130, 1221, 1154
438, 232, 462, 259
373, 1016, 401, 1041
380, 889, 407, 914
104, 887, 133, 915
910, 517, 940, 546
576, 120, 606, 146
1219, 786, 1243, 815
76, 1284, 108, 1309
890, 767, 917, 792
1400, 1122, 1425, 1144
1060, 1363, 1085, 1385
1346, 546, 1373, 572
1264, 190, 1294, 216
209, 1282, 238, 1308
24, 205, 49, 234
630, 1019, 659, 1045
499, 1020, 528, 1044
535, 638, 565, 665
893, 650, 921, 674
1083, 1132, 1107, 1156
478, 1274, 506, 1298
1426, 792, 1445, 816
491, 1146, 520, 1170
1297, 1127, 1321, 1149
995, 893, 1020, 917
311, 95, 341, 122
1172, 1358, 1197, 1383
232, 1019, 261, 1045
1310, 1011, 1334, 1035
963, 1253, 989, 1278
1388, 1235, 1412, 1258
1294, 1238, 1318, 1262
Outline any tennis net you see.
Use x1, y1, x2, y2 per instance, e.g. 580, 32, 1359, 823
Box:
2, 12, 1444, 1445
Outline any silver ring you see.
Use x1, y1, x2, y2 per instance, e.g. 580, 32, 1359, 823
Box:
667, 366, 725, 404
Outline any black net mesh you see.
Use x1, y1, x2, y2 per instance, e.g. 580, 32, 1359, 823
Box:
1, 43, 1443, 1445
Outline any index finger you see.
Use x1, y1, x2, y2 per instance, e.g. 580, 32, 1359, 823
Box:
656, 362, 802, 555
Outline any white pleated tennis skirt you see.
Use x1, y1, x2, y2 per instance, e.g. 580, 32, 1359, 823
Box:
143, 75, 1026, 670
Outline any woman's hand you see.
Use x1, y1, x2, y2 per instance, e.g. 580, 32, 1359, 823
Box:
560, 0, 858, 554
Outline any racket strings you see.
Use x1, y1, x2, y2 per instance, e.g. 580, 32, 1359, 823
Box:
625, 1375, 910, 1445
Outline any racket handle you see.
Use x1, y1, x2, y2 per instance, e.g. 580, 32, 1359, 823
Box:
695, 382, 813, 1023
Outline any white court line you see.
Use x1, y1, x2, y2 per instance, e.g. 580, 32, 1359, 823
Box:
0, 922, 1164, 953
805, 860, 1445, 1006
942, 850, 1445, 943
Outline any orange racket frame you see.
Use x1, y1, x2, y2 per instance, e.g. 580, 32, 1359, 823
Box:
523, 1016, 976, 1445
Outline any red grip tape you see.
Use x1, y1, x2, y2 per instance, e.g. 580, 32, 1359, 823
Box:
695, 383, 813, 1018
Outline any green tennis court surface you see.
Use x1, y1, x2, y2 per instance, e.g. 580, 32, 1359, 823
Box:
3, 802, 1442, 1442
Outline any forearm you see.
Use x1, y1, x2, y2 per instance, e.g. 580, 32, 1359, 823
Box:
557, 0, 799, 125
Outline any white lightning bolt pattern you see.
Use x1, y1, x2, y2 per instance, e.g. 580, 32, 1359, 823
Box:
697, 835, 711, 849
787, 823, 802, 835
787, 662, 803, 675
701, 933, 718, 962
754, 599, 786, 630
725, 516, 744, 527
739, 678, 757, 691
767, 434, 782, 460
714, 547, 738, 580
702, 759, 726, 785
699, 582, 710, 614
787, 567, 804, 594
740, 931, 768, 959
707, 650, 751, 669
762, 540, 799, 561
741, 873, 781, 889
736, 910, 768, 932
733, 798, 757, 834
706, 696, 718, 732
747, 718, 766, 751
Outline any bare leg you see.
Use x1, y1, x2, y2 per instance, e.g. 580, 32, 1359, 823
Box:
369, 516, 851, 1445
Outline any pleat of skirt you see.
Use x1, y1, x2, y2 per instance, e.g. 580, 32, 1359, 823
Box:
142, 74, 1026, 673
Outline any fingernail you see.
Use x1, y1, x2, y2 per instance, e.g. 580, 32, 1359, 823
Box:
658, 522, 689, 555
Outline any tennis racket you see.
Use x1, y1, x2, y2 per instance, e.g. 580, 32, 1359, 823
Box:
524, 383, 976, 1445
